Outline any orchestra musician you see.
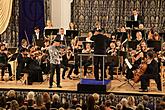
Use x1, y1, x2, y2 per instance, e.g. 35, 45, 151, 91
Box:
32, 26, 44, 47
126, 44, 143, 80
16, 48, 28, 80
69, 22, 77, 30
60, 45, 69, 80
105, 42, 118, 80
26, 50, 43, 84
18, 39, 28, 52
0, 43, 12, 81
56, 28, 67, 46
67, 36, 80, 79
131, 8, 144, 25
139, 50, 162, 92
48, 39, 62, 88
86, 31, 93, 42
82, 42, 93, 78
45, 20, 53, 29
93, 21, 105, 33
90, 29, 109, 80
40, 39, 50, 75
147, 28, 154, 41
133, 31, 143, 50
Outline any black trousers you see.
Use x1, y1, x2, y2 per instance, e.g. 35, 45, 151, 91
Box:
94, 56, 104, 80
49, 64, 60, 86
1, 63, 12, 77
141, 73, 161, 91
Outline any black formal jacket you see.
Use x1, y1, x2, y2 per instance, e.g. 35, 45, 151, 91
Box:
131, 14, 144, 24
90, 34, 108, 55
32, 32, 44, 47
145, 59, 159, 75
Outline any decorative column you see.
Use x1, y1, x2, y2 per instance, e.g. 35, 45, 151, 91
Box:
51, 0, 73, 30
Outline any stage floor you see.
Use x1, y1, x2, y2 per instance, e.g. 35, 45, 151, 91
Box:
0, 74, 164, 95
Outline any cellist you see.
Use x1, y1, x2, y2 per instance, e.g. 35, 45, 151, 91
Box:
139, 50, 161, 92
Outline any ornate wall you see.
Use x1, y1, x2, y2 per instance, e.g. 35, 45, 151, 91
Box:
71, 0, 165, 33
0, 0, 51, 47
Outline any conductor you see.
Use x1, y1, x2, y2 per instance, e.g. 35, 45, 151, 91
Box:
90, 29, 109, 80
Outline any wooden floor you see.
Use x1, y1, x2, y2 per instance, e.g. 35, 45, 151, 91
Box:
0, 74, 164, 95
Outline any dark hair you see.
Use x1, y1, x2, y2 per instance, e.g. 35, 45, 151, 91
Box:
20, 48, 27, 53
133, 8, 137, 11
147, 50, 155, 59
34, 26, 40, 30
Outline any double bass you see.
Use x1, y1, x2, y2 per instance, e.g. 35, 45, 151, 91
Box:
133, 59, 148, 83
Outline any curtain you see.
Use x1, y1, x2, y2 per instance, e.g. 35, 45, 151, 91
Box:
0, 0, 13, 34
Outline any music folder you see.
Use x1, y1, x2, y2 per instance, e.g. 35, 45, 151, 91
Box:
159, 33, 165, 41
66, 30, 79, 39
116, 32, 127, 42
8, 53, 19, 62
82, 41, 94, 49
45, 29, 59, 36
126, 21, 139, 28
147, 40, 161, 52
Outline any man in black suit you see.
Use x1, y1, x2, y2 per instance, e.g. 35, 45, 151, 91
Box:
32, 26, 44, 47
55, 28, 67, 46
90, 29, 109, 80
140, 50, 162, 92
131, 8, 144, 25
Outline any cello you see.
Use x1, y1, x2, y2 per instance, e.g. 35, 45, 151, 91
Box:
133, 58, 148, 83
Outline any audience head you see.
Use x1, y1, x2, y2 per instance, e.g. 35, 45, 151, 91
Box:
120, 98, 128, 107
43, 92, 51, 103
136, 104, 144, 110
27, 91, 35, 101
87, 95, 95, 110
7, 90, 16, 100
108, 93, 115, 100
0, 95, 6, 108
17, 95, 25, 107
63, 102, 70, 109
35, 94, 44, 106
92, 93, 100, 104
116, 103, 122, 110
10, 100, 19, 110
127, 96, 135, 107
52, 93, 60, 102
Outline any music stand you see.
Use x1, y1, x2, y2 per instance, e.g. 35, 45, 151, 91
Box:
126, 21, 139, 29
82, 41, 94, 49
128, 41, 138, 50
116, 32, 128, 43
159, 33, 165, 41
8, 53, 19, 62
45, 29, 59, 36
8, 47, 17, 54
110, 58, 135, 91
147, 40, 161, 52
66, 30, 79, 39
78, 36, 86, 41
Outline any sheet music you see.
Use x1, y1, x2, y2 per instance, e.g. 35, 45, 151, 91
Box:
125, 58, 132, 69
